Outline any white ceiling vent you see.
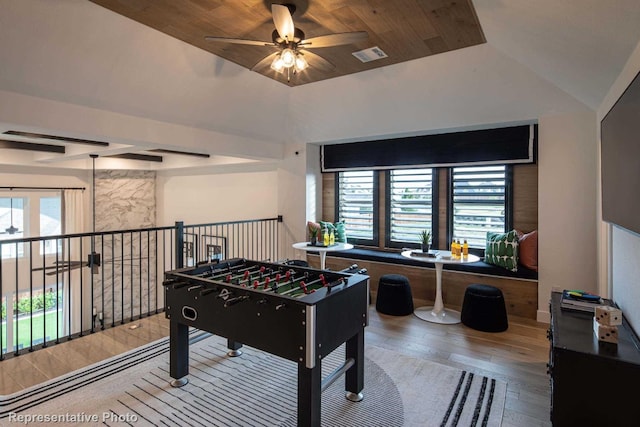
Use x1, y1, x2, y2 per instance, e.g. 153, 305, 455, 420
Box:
352, 46, 388, 63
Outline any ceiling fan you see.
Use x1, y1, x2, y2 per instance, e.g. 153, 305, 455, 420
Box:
37, 257, 100, 276
204, 3, 368, 81
1, 198, 22, 235
33, 154, 147, 276
33, 155, 101, 275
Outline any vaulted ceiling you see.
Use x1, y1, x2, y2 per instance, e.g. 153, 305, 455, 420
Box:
1, 0, 640, 171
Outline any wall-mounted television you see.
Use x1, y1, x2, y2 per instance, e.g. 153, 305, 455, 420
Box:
601, 70, 640, 235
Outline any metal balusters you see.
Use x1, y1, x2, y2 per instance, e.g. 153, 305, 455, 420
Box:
100, 236, 105, 330
0, 218, 282, 361
55, 238, 61, 343
78, 238, 83, 337
110, 233, 115, 328
41, 242, 47, 347
28, 243, 33, 351
0, 243, 3, 360
14, 243, 19, 355
66, 237, 72, 341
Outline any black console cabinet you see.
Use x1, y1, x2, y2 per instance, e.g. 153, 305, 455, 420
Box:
548, 292, 640, 426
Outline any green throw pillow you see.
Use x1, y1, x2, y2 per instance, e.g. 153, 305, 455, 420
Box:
334, 221, 346, 243
319, 221, 335, 234
485, 230, 519, 272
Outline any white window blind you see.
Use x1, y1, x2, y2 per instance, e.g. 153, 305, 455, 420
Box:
338, 171, 375, 242
452, 166, 506, 248
388, 169, 433, 244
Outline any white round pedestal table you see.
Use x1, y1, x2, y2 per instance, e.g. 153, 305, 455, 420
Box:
401, 250, 480, 324
292, 242, 354, 270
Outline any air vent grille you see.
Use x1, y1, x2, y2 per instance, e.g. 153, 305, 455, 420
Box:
352, 46, 388, 63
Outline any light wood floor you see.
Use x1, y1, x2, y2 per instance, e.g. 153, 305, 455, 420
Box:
0, 315, 170, 396
0, 307, 551, 426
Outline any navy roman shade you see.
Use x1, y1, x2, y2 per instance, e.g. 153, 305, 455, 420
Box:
321, 124, 537, 172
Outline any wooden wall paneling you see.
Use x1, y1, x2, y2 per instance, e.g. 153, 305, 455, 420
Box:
377, 170, 385, 248
322, 172, 335, 222
306, 254, 538, 320
438, 168, 449, 250
513, 163, 538, 232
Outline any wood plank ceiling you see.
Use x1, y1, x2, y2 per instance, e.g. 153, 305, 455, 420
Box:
89, 0, 486, 87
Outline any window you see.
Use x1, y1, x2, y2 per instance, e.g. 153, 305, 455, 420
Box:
332, 164, 516, 252
2, 287, 64, 353
386, 168, 435, 248
336, 171, 378, 245
40, 196, 62, 255
0, 197, 26, 258
450, 165, 511, 249
0, 193, 62, 258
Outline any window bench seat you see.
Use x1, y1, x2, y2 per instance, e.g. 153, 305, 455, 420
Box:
324, 248, 538, 280
303, 248, 538, 320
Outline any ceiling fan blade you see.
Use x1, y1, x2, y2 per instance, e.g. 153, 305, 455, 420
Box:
300, 31, 368, 48
251, 52, 280, 71
31, 262, 87, 271
53, 260, 86, 266
32, 260, 85, 272
272, 4, 295, 41
35, 263, 86, 275
204, 36, 274, 47
103, 257, 147, 263
46, 266, 82, 276
300, 51, 336, 72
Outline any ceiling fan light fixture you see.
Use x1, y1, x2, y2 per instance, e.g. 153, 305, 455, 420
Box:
294, 53, 308, 72
204, 3, 369, 83
281, 48, 296, 68
271, 55, 285, 73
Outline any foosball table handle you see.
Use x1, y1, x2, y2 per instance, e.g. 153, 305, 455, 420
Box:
224, 295, 250, 308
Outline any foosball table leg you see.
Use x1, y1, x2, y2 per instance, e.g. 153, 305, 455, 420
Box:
345, 330, 364, 402
298, 362, 322, 427
169, 320, 189, 387
227, 339, 243, 357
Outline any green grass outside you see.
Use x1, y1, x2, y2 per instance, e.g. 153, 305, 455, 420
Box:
1, 310, 63, 351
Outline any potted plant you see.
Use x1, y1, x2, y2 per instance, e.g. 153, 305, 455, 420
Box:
308, 223, 319, 246
419, 230, 432, 253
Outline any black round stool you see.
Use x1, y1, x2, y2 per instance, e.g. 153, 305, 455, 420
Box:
461, 284, 508, 332
376, 274, 414, 316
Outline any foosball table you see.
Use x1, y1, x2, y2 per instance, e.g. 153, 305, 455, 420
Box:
162, 258, 370, 427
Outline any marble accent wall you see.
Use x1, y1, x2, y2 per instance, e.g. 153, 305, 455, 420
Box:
95, 170, 156, 231
91, 170, 158, 325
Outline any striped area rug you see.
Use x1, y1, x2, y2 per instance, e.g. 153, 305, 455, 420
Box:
0, 333, 505, 426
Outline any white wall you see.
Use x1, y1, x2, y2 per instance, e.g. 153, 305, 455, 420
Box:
277, 143, 309, 261
157, 170, 279, 226
537, 111, 598, 322
288, 44, 588, 145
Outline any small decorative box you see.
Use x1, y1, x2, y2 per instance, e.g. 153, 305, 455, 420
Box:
593, 317, 619, 344
595, 306, 622, 326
